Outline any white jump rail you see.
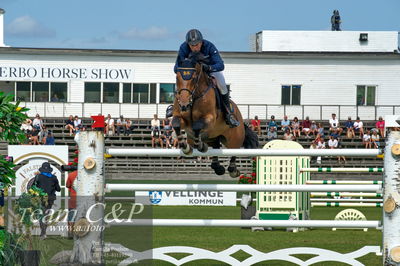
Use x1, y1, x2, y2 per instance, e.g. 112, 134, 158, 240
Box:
311, 192, 382, 198
107, 148, 382, 157
306, 180, 382, 185
105, 183, 381, 192
108, 219, 381, 229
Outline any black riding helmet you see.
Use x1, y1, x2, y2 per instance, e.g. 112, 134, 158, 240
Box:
186, 29, 203, 46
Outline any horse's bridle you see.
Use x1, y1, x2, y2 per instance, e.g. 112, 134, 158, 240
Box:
176, 66, 213, 111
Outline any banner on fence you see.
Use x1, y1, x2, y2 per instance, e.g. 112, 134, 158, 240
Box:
136, 191, 237, 206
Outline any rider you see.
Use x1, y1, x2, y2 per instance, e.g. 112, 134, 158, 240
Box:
174, 29, 240, 128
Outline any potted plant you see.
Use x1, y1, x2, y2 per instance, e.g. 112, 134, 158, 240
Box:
0, 226, 23, 266
239, 157, 257, 220
13, 185, 48, 266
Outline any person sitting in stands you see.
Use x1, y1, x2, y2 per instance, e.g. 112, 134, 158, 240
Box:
267, 115, 278, 131
151, 114, 160, 131
282, 128, 294, 141
30, 127, 40, 145
151, 127, 163, 148
344, 117, 355, 138
371, 130, 380, 148
105, 114, 115, 136
21, 118, 33, 133
317, 122, 325, 139
116, 115, 127, 136
45, 131, 55, 145
291, 117, 301, 139
125, 119, 134, 135
163, 129, 173, 148
329, 113, 343, 135
375, 116, 385, 138
363, 130, 372, 149
32, 114, 44, 131
353, 117, 364, 139
281, 115, 290, 132
301, 116, 312, 138
310, 121, 318, 137
250, 115, 261, 135
267, 126, 277, 141
65, 115, 75, 136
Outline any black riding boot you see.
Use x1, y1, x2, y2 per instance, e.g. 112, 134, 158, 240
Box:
222, 93, 240, 128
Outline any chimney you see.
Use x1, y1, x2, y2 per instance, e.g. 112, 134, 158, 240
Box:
0, 8, 5, 47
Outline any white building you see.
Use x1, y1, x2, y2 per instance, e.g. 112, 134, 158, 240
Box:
0, 9, 399, 120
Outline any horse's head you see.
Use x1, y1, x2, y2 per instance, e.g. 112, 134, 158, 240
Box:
176, 52, 209, 112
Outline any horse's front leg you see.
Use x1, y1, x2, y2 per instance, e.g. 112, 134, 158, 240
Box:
192, 119, 208, 153
172, 116, 192, 155
227, 156, 241, 178
210, 139, 225, 175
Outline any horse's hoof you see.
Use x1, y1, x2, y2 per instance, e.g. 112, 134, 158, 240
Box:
214, 165, 226, 175
182, 145, 193, 155
229, 169, 241, 178
198, 143, 208, 153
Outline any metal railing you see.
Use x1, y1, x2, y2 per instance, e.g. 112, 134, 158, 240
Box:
15, 101, 400, 120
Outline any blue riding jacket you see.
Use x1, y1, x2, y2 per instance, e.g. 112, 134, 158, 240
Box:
173, 39, 224, 73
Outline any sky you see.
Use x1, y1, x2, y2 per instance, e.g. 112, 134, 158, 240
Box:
1, 0, 399, 52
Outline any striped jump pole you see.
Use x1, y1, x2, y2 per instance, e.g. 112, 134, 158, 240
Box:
107, 148, 382, 157
311, 192, 383, 198
311, 198, 383, 203
306, 180, 382, 185
300, 167, 384, 173
312, 202, 383, 207
107, 219, 381, 229
105, 183, 382, 193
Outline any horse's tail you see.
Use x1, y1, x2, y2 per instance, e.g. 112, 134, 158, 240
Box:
243, 124, 259, 149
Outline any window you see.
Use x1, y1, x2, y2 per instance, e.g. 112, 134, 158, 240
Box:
16, 82, 30, 101
357, 85, 376, 106
281, 85, 301, 105
123, 83, 132, 103
50, 82, 67, 102
133, 84, 148, 103
160, 83, 175, 103
32, 82, 49, 102
0, 81, 15, 98
85, 82, 101, 103
103, 82, 119, 103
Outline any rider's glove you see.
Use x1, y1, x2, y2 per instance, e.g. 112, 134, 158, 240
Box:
202, 64, 212, 73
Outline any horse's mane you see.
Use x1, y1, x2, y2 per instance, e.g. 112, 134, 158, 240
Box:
178, 52, 210, 69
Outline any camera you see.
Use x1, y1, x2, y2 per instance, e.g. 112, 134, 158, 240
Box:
61, 165, 77, 171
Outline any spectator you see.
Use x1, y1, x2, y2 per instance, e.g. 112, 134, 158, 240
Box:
30, 128, 40, 145
353, 117, 364, 138
125, 119, 134, 135
250, 115, 261, 135
291, 117, 301, 139
267, 126, 277, 141
65, 115, 75, 136
39, 125, 50, 144
282, 128, 295, 140
163, 115, 172, 131
301, 116, 312, 138
32, 114, 44, 131
105, 114, 115, 136
33, 162, 61, 240
65, 170, 77, 239
267, 115, 278, 131
317, 122, 325, 139
329, 113, 343, 135
344, 117, 355, 138
151, 114, 161, 131
163, 129, 173, 148
371, 130, 380, 149
363, 130, 372, 149
310, 121, 318, 137
151, 127, 163, 148
44, 131, 55, 145
330, 128, 340, 140
375, 116, 385, 138
316, 137, 326, 164
116, 115, 127, 136
281, 115, 291, 132
74, 115, 83, 133
171, 128, 179, 148
20, 118, 33, 133
328, 135, 345, 163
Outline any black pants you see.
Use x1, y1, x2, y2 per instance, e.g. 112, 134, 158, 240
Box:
39, 199, 54, 236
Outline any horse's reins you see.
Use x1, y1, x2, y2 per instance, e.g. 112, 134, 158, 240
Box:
176, 66, 213, 103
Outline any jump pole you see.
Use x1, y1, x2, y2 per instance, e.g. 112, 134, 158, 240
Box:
301, 167, 384, 173
107, 219, 380, 228
105, 183, 381, 193
311, 192, 382, 198
107, 148, 381, 157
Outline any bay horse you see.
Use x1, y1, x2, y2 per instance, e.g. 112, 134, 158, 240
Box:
172, 53, 258, 177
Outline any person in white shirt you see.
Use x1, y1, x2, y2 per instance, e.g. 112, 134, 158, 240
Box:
73, 115, 82, 132
316, 137, 325, 164
105, 114, 115, 136
353, 116, 364, 139
328, 135, 346, 163
151, 114, 161, 130
32, 114, 43, 131
363, 130, 372, 149
329, 113, 343, 135
371, 130, 380, 149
